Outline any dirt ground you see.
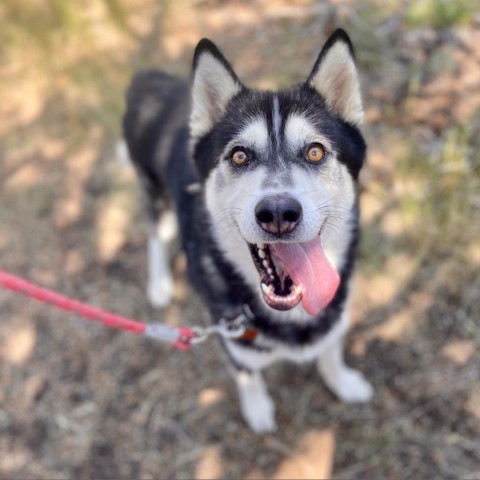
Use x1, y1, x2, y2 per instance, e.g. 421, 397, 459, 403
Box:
1, 1, 479, 478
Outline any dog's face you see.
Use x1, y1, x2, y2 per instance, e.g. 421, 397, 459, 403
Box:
190, 31, 366, 317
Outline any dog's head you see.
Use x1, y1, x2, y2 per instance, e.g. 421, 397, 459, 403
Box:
190, 30, 366, 317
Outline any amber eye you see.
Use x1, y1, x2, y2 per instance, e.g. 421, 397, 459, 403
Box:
231, 149, 248, 165
306, 143, 325, 163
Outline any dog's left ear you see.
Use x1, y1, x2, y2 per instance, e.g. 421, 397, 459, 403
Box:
307, 29, 363, 126
190, 39, 243, 139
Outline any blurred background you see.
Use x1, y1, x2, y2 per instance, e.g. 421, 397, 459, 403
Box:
0, 0, 479, 478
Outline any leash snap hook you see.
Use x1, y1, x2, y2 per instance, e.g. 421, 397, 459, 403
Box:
217, 315, 247, 339
188, 326, 211, 345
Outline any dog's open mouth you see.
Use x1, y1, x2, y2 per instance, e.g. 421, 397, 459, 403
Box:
249, 242, 303, 311
248, 237, 340, 315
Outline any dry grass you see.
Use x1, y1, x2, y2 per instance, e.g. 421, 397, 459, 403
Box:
0, 0, 479, 478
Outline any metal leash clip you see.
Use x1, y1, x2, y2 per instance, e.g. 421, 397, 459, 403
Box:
189, 325, 217, 345
189, 312, 249, 344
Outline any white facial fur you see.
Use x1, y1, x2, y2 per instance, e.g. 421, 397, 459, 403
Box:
223, 117, 269, 154
204, 112, 356, 320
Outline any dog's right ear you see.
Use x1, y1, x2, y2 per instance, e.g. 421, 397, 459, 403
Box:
190, 39, 243, 140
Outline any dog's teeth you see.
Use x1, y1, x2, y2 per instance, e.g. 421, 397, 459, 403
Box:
267, 268, 273, 275
258, 249, 266, 259
293, 285, 303, 294
262, 260, 270, 269
258, 243, 265, 249
261, 283, 273, 294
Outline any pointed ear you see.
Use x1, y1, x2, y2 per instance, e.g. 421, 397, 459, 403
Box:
307, 29, 363, 126
190, 39, 243, 139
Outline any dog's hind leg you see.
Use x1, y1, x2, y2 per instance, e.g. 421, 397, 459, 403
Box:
235, 369, 277, 433
142, 181, 177, 309
147, 209, 177, 309
317, 316, 374, 403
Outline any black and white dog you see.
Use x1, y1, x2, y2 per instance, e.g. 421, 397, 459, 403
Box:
123, 29, 373, 433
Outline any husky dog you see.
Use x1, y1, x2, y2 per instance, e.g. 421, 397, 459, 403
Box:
123, 29, 373, 433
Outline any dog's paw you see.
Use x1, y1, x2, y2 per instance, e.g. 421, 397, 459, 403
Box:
240, 391, 277, 434
324, 367, 374, 403
147, 278, 173, 309
236, 372, 277, 433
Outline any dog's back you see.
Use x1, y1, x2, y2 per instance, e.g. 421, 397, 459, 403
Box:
123, 71, 204, 309
123, 71, 194, 208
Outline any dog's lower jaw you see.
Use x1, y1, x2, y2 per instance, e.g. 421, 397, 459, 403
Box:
236, 370, 277, 433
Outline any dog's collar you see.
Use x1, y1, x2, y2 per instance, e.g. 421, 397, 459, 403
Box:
234, 304, 257, 342
236, 327, 258, 342
220, 304, 257, 342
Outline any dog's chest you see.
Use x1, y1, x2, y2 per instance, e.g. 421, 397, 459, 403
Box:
226, 312, 348, 370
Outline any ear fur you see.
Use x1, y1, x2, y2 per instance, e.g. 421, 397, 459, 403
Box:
190, 39, 243, 139
308, 29, 363, 126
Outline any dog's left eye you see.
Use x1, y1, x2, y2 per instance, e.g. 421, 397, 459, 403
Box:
231, 148, 249, 166
305, 143, 325, 163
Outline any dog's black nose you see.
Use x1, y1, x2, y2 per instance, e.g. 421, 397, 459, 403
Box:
255, 195, 302, 235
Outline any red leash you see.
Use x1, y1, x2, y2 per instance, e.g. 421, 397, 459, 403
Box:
0, 269, 252, 349
0, 269, 195, 350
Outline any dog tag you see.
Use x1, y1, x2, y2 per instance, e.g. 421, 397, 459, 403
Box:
237, 328, 258, 342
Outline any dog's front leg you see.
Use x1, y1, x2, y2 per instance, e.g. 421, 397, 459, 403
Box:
235, 369, 277, 433
317, 333, 374, 403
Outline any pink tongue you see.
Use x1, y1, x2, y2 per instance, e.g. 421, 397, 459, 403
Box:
270, 238, 340, 315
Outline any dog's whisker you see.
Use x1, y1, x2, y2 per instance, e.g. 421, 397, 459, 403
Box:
320, 217, 350, 237
213, 207, 244, 227
238, 189, 255, 198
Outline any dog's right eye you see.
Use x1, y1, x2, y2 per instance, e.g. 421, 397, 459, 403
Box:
230, 148, 249, 166
305, 143, 326, 163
